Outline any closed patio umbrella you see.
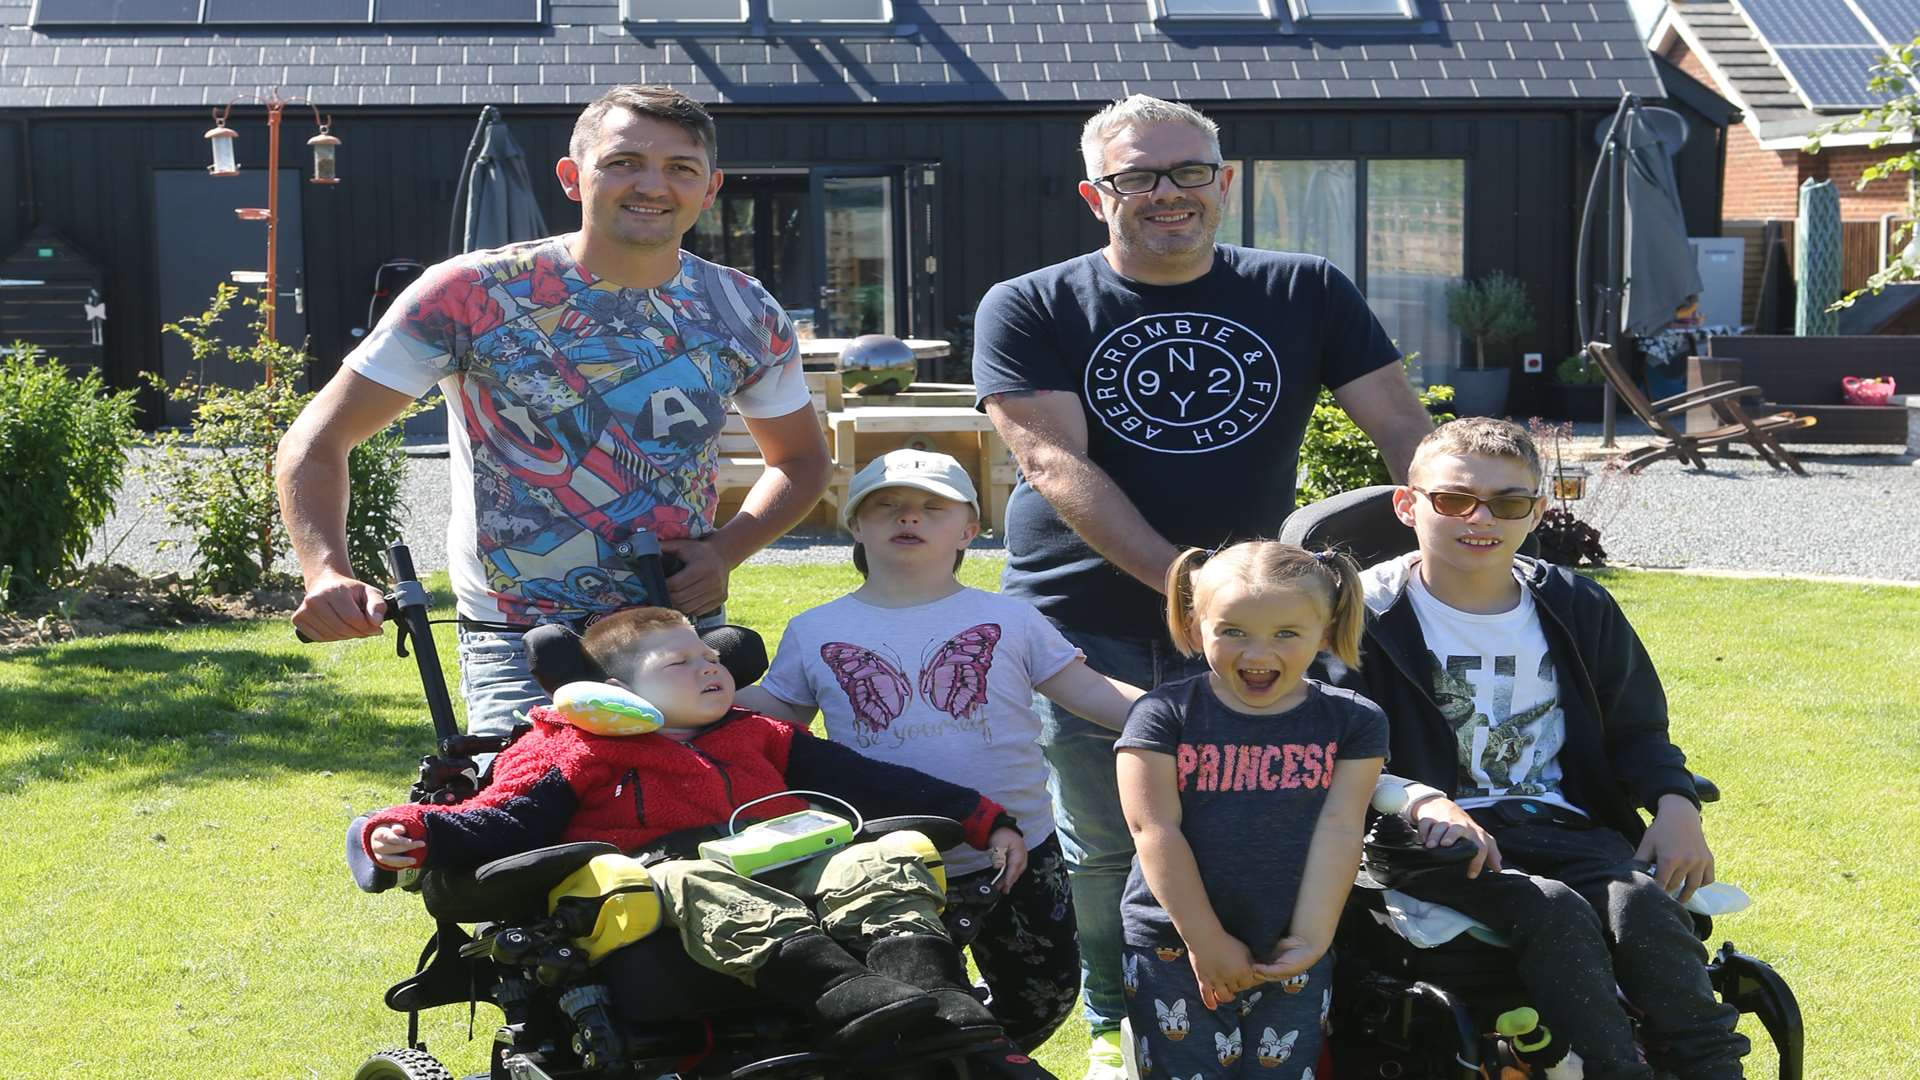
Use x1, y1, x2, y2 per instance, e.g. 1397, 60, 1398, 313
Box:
1795, 178, 1841, 336
449, 106, 549, 255
1577, 94, 1704, 443
1620, 106, 1703, 337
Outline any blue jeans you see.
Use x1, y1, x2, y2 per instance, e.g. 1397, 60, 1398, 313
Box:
457, 608, 729, 739
1035, 625, 1206, 1036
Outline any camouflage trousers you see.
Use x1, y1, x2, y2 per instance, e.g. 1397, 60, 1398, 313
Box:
650, 839, 947, 983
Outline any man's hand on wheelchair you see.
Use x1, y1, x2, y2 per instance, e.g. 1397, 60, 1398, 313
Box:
369, 823, 426, 870
1408, 795, 1502, 878
1636, 794, 1715, 903
661, 537, 730, 616
293, 570, 388, 641
988, 827, 1028, 893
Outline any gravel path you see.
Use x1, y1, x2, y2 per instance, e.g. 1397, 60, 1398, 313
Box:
88, 433, 1920, 583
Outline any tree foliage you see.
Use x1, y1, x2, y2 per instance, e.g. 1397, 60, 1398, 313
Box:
144, 287, 415, 593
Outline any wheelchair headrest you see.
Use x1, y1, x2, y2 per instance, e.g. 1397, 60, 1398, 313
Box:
525, 621, 770, 697
1279, 485, 1413, 569
1282, 484, 1541, 568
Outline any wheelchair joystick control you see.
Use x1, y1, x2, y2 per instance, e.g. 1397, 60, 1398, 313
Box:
1372, 783, 1411, 817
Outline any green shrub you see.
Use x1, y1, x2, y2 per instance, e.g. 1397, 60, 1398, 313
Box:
1296, 363, 1455, 507
1554, 353, 1605, 386
145, 287, 414, 593
344, 424, 414, 583
0, 343, 139, 599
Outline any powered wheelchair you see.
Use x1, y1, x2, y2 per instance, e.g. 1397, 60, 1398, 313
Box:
1281, 486, 1804, 1080
337, 541, 1055, 1080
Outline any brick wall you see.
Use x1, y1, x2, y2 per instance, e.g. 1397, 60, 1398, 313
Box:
1663, 40, 1908, 225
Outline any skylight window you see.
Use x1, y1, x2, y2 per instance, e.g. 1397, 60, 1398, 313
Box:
1289, 0, 1417, 19
623, 0, 748, 21
769, 0, 890, 21
1153, 0, 1273, 20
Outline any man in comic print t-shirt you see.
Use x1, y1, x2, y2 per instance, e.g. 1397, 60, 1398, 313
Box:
278, 86, 831, 737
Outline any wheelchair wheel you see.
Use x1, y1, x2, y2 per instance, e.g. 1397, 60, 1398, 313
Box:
352, 1048, 454, 1080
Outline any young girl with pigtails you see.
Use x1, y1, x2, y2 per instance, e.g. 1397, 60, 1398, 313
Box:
1116, 541, 1387, 1079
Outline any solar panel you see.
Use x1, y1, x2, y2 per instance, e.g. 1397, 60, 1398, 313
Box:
1853, 0, 1920, 45
29, 0, 199, 25
378, 0, 544, 21
1737, 0, 1876, 46
1778, 47, 1896, 108
204, 0, 371, 22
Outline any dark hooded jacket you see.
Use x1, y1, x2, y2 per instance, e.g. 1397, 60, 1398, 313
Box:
1332, 553, 1698, 842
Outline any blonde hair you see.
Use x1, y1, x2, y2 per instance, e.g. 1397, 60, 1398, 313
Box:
1164, 541, 1364, 669
582, 606, 694, 680
1409, 417, 1543, 488
1080, 94, 1222, 179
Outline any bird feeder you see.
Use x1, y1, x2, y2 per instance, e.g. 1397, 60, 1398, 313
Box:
307, 128, 342, 185
205, 122, 239, 176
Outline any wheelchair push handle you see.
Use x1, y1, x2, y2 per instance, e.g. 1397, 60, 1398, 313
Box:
614, 529, 674, 613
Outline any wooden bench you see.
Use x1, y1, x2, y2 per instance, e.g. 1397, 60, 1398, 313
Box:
714, 370, 855, 526
827, 405, 1015, 535
1699, 336, 1920, 444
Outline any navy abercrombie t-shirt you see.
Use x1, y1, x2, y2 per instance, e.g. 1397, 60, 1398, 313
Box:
972, 245, 1401, 641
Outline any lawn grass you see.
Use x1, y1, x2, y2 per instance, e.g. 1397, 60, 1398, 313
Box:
0, 563, 1911, 1079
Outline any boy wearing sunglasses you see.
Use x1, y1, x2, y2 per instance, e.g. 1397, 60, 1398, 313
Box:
1339, 418, 1748, 1080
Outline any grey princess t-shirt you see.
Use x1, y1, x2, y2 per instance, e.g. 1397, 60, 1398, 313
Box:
1116, 675, 1388, 953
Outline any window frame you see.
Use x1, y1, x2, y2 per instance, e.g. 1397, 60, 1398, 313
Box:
621, 0, 749, 22
622, 0, 894, 25
1148, 0, 1276, 22
1286, 0, 1418, 22
1222, 153, 1469, 382
768, 0, 892, 24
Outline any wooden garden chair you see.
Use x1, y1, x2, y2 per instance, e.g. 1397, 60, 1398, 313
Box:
1583, 342, 1816, 475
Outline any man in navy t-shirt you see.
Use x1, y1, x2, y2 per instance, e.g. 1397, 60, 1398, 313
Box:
971, 94, 1432, 1080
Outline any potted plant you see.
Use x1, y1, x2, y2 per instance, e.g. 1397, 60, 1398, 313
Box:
1549, 352, 1607, 422
1444, 271, 1536, 416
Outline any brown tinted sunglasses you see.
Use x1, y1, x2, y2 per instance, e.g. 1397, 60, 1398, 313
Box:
1412, 487, 1543, 520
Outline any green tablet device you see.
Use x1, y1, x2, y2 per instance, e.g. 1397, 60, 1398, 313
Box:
698, 809, 856, 877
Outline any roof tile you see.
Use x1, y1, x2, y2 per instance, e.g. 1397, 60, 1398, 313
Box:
0, 0, 1662, 109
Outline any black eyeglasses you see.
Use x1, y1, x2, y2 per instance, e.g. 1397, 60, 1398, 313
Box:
1412, 487, 1544, 520
1090, 162, 1223, 195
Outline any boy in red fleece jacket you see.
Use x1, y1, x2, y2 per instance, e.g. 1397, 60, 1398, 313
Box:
365, 607, 1025, 1050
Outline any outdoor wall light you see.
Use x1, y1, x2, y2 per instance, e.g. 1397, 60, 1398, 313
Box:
204, 122, 239, 176
307, 128, 342, 185
1552, 463, 1589, 502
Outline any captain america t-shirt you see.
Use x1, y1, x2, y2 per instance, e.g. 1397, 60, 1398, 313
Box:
972, 245, 1402, 642
344, 236, 809, 625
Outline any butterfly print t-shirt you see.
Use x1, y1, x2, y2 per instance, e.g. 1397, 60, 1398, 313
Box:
344, 236, 810, 625
761, 587, 1082, 875
1115, 675, 1388, 952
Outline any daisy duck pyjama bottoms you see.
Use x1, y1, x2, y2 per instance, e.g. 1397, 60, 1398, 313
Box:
1122, 945, 1331, 1079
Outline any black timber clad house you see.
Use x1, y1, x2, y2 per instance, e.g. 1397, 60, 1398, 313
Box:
0, 0, 1724, 424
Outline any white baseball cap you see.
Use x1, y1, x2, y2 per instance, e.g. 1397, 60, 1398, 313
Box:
842, 448, 980, 529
